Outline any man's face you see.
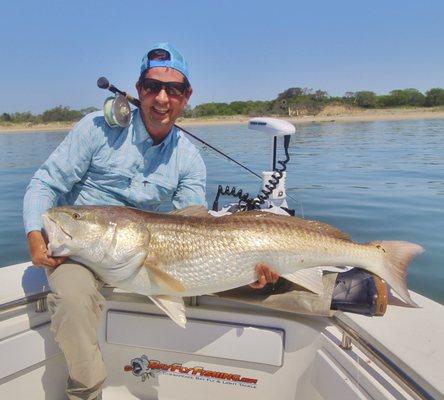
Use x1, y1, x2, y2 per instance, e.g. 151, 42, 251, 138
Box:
136, 67, 192, 142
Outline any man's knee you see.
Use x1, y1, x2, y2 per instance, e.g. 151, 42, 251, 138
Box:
47, 262, 101, 293
47, 288, 104, 320
46, 262, 105, 337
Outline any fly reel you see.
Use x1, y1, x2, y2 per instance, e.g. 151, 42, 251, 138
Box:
103, 94, 132, 128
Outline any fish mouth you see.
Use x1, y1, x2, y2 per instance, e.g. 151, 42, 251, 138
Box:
43, 214, 73, 256
44, 215, 73, 239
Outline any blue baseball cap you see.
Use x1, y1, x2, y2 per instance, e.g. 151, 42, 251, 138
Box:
140, 43, 190, 83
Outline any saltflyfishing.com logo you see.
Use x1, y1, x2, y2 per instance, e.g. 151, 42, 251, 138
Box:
124, 355, 258, 388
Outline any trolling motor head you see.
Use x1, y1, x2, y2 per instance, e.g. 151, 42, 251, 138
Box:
249, 117, 295, 170
97, 76, 134, 128
248, 117, 296, 136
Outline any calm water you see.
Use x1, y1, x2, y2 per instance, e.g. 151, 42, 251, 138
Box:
1, 119, 443, 304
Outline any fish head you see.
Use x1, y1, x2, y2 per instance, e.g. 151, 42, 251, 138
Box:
43, 205, 118, 265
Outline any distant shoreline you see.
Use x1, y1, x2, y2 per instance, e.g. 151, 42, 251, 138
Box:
1, 107, 444, 133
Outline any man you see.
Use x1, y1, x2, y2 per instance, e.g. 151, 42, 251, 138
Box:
23, 42, 386, 400
23, 42, 213, 400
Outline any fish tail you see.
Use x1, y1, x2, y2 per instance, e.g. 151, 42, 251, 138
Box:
370, 240, 424, 307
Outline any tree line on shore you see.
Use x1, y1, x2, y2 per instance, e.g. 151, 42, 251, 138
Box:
187, 87, 444, 118
0, 106, 99, 125
1, 88, 444, 124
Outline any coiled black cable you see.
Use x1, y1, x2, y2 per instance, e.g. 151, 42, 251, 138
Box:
212, 185, 256, 211
211, 135, 291, 211
252, 135, 291, 207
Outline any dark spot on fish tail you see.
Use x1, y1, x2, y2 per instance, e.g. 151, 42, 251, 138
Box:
301, 259, 304, 263
376, 244, 386, 253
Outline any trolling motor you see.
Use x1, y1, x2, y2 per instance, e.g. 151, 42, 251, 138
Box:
212, 117, 296, 213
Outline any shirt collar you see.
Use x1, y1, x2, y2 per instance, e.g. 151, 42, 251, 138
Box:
131, 109, 176, 150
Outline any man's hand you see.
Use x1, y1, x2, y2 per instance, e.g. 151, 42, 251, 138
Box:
27, 230, 67, 268
249, 263, 280, 289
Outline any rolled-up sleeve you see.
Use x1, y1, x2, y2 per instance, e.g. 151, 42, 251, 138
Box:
23, 117, 96, 234
172, 150, 207, 209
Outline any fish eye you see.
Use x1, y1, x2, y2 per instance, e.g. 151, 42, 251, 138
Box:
72, 212, 81, 220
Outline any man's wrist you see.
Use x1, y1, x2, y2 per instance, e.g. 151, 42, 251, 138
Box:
27, 230, 46, 246
27, 230, 43, 238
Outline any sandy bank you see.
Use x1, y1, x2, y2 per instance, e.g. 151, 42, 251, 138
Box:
1, 107, 443, 134
0, 122, 76, 134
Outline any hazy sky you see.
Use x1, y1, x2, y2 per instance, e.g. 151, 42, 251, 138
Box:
1, 0, 443, 113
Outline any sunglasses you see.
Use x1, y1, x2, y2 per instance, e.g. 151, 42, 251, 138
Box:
141, 78, 188, 97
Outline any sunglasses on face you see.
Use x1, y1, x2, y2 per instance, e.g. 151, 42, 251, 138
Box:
141, 78, 188, 97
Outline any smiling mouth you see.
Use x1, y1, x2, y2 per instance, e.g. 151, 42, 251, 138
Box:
152, 107, 169, 115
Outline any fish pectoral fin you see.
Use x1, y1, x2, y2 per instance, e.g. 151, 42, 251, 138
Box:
144, 256, 186, 293
169, 205, 210, 217
282, 268, 324, 294
149, 295, 187, 328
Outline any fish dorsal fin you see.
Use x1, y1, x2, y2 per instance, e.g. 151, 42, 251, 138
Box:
282, 268, 324, 294
169, 205, 210, 217
144, 256, 186, 292
149, 295, 187, 328
226, 211, 350, 241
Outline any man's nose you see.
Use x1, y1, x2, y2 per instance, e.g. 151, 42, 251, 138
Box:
154, 88, 169, 103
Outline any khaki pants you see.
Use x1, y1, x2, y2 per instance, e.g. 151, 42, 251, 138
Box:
46, 261, 106, 400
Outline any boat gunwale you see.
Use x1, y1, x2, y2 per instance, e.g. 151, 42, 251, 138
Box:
331, 315, 436, 400
0, 291, 50, 312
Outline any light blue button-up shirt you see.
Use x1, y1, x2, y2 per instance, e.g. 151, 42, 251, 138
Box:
23, 109, 206, 234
